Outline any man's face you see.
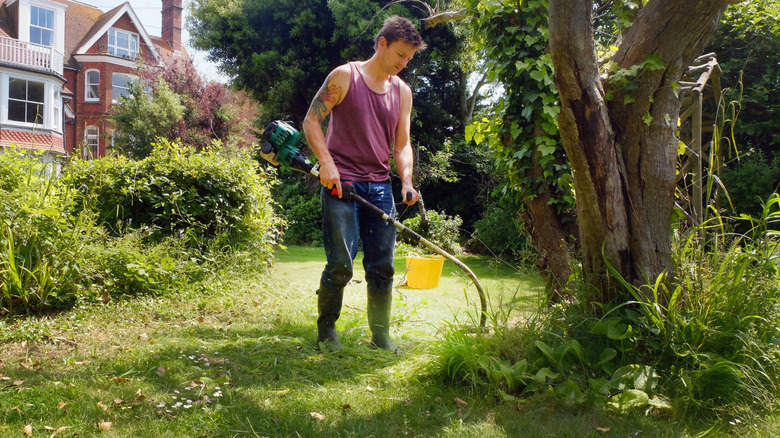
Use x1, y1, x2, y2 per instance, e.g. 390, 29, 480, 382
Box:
378, 37, 417, 75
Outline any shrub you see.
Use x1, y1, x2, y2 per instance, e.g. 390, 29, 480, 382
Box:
63, 140, 282, 254
78, 231, 205, 299
467, 203, 530, 257
270, 168, 321, 246
437, 199, 780, 421
396, 209, 463, 256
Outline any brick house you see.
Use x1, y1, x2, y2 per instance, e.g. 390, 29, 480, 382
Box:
0, 0, 188, 165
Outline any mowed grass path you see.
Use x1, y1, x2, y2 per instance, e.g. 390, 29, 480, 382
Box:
0, 246, 729, 437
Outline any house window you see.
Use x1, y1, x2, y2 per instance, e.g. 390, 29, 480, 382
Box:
84, 126, 99, 159
8, 78, 44, 125
30, 6, 54, 47
108, 28, 139, 59
86, 70, 99, 101
112, 73, 136, 102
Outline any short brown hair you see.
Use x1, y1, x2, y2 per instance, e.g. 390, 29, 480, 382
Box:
374, 15, 426, 51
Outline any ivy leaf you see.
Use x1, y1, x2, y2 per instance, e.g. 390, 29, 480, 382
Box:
515, 60, 530, 71
624, 95, 635, 105
641, 53, 665, 71
642, 112, 653, 126
538, 145, 557, 156
510, 123, 522, 140
464, 124, 476, 142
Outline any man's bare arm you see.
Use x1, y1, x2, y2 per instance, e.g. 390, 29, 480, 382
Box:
303, 66, 350, 197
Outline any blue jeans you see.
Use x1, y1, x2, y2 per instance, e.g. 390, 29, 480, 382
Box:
320, 181, 397, 292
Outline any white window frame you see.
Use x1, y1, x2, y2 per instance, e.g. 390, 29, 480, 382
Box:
108, 28, 139, 60
84, 126, 99, 159
0, 72, 63, 133
112, 73, 137, 103
30, 5, 54, 47
7, 77, 45, 126
85, 70, 100, 101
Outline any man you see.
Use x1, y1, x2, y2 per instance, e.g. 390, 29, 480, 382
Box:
302, 15, 426, 353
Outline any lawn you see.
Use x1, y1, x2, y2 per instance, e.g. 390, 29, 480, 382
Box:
0, 246, 775, 437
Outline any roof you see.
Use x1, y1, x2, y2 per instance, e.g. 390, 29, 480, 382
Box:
0, 0, 187, 69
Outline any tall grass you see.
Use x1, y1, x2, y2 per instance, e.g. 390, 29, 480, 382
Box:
436, 194, 780, 425
0, 147, 85, 313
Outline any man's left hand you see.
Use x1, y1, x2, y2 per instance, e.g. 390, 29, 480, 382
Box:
401, 186, 419, 205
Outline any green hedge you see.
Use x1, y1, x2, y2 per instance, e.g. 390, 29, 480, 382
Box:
63, 140, 282, 252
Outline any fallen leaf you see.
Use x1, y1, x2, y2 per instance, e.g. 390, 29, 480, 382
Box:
310, 412, 326, 421
190, 380, 204, 387
156, 366, 166, 376
276, 388, 290, 396
342, 404, 352, 411
114, 398, 125, 404
198, 316, 205, 323
57, 401, 67, 409
112, 377, 128, 383
48, 426, 71, 437
456, 407, 463, 418
453, 397, 469, 407
98, 420, 112, 431
434, 397, 443, 403
12, 379, 24, 386
148, 338, 156, 345
99, 291, 110, 304
365, 385, 375, 392
596, 427, 611, 433
74, 361, 90, 366
24, 425, 32, 437
97, 401, 108, 411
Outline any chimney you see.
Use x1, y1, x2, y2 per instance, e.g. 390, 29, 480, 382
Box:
161, 0, 183, 54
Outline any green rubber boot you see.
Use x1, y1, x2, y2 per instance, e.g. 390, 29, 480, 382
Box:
367, 288, 402, 354
317, 285, 343, 352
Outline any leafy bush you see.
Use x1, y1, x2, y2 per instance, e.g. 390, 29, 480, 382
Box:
467, 203, 530, 257
438, 198, 780, 420
63, 140, 282, 253
270, 168, 321, 246
396, 209, 463, 256
720, 150, 780, 224
78, 231, 204, 299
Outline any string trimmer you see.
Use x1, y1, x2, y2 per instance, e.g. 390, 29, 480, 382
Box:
258, 120, 487, 328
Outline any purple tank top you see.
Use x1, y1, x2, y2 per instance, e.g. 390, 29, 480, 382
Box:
325, 62, 401, 182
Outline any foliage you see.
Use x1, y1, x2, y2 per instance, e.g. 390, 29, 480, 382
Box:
270, 168, 322, 246
396, 209, 463, 256
720, 150, 780, 226
111, 79, 186, 159
438, 199, 780, 420
63, 141, 282, 253
189, 0, 347, 123
707, 0, 780, 158
143, 59, 261, 151
0, 148, 84, 313
464, 0, 573, 218
467, 202, 530, 257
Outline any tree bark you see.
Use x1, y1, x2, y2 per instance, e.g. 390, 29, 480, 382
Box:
548, 0, 727, 303
519, 126, 573, 301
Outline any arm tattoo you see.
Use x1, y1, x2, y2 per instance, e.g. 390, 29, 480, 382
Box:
311, 78, 342, 123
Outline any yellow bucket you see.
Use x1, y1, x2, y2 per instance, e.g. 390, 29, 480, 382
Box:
405, 255, 444, 289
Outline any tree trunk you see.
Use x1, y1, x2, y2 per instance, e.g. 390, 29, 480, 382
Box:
510, 126, 573, 302
548, 0, 727, 303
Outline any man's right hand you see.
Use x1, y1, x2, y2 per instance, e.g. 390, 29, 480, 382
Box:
319, 161, 342, 198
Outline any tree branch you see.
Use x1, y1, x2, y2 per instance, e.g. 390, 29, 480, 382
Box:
422, 9, 468, 27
